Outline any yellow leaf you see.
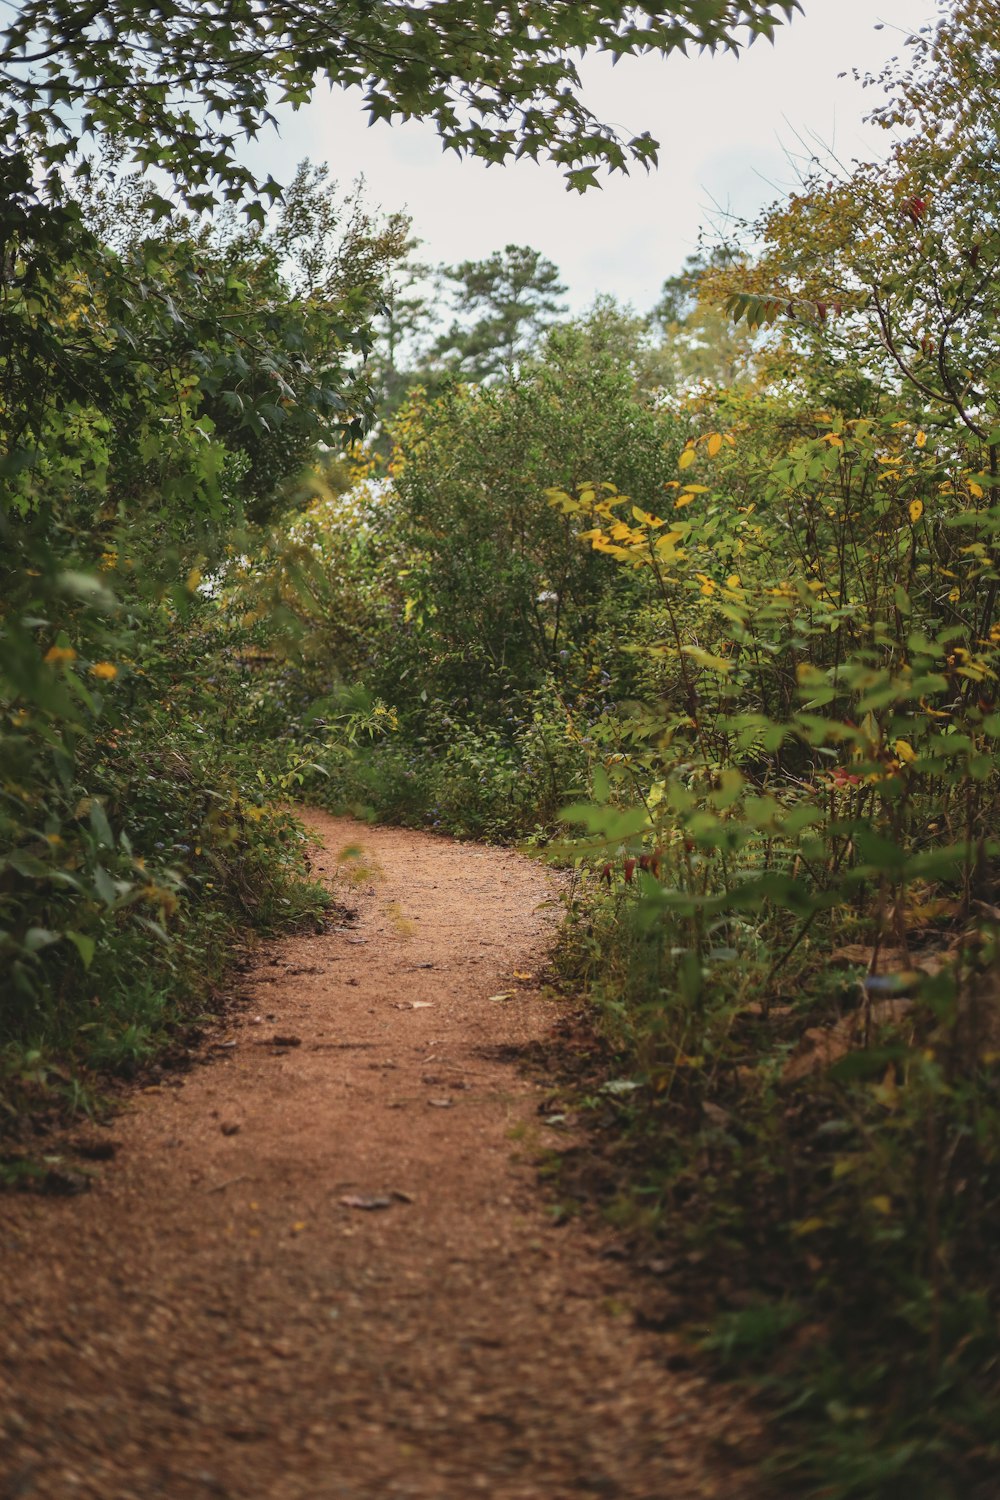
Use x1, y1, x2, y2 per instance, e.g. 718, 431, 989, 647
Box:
869, 1195, 893, 1216
969, 482, 984, 499
706, 432, 723, 458
894, 739, 917, 764
948, 588, 960, 602
578, 488, 596, 506
186, 567, 202, 592
682, 645, 731, 673
726, 574, 742, 589
678, 447, 696, 471
792, 1217, 826, 1237
908, 499, 924, 523
681, 484, 709, 494
89, 661, 118, 681
674, 495, 694, 509
631, 505, 664, 528
915, 429, 927, 448
44, 645, 77, 665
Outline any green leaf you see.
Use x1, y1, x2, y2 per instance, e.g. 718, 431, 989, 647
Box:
94, 866, 117, 907
89, 801, 114, 850
24, 927, 60, 952
65, 931, 96, 970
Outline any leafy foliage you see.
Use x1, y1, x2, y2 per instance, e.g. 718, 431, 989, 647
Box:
711, 0, 998, 449
1, 1, 800, 210
0, 153, 408, 1124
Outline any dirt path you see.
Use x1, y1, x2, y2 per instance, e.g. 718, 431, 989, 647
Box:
1, 813, 761, 1500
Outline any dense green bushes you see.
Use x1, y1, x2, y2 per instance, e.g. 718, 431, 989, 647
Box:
0, 160, 405, 1129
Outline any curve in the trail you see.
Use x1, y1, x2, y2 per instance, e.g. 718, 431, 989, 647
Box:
0, 812, 762, 1500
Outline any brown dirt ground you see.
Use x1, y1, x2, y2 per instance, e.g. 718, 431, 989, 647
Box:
1, 812, 765, 1500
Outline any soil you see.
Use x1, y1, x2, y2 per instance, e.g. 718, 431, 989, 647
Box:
0, 812, 764, 1500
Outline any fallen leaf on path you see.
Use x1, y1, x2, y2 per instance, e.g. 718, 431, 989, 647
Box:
339, 1194, 394, 1211
829, 944, 947, 978
205, 1173, 252, 1194
783, 991, 921, 1082
427, 1098, 455, 1109
513, 971, 533, 981
487, 992, 514, 1003
394, 1000, 433, 1010
783, 1023, 854, 1082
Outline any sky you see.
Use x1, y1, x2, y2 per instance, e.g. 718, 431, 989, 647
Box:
246, 0, 938, 317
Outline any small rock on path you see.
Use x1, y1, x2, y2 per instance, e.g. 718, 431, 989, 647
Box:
0, 812, 763, 1499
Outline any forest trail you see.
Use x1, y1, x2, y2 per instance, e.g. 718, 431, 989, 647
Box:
1, 812, 762, 1500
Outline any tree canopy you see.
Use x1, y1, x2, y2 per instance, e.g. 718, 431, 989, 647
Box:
432, 245, 568, 381
2, 1, 800, 205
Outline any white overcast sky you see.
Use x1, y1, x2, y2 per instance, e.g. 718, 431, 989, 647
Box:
246, 0, 937, 315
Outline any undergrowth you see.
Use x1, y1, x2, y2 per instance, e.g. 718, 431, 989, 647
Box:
545, 878, 1000, 1500
1, 643, 330, 1154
